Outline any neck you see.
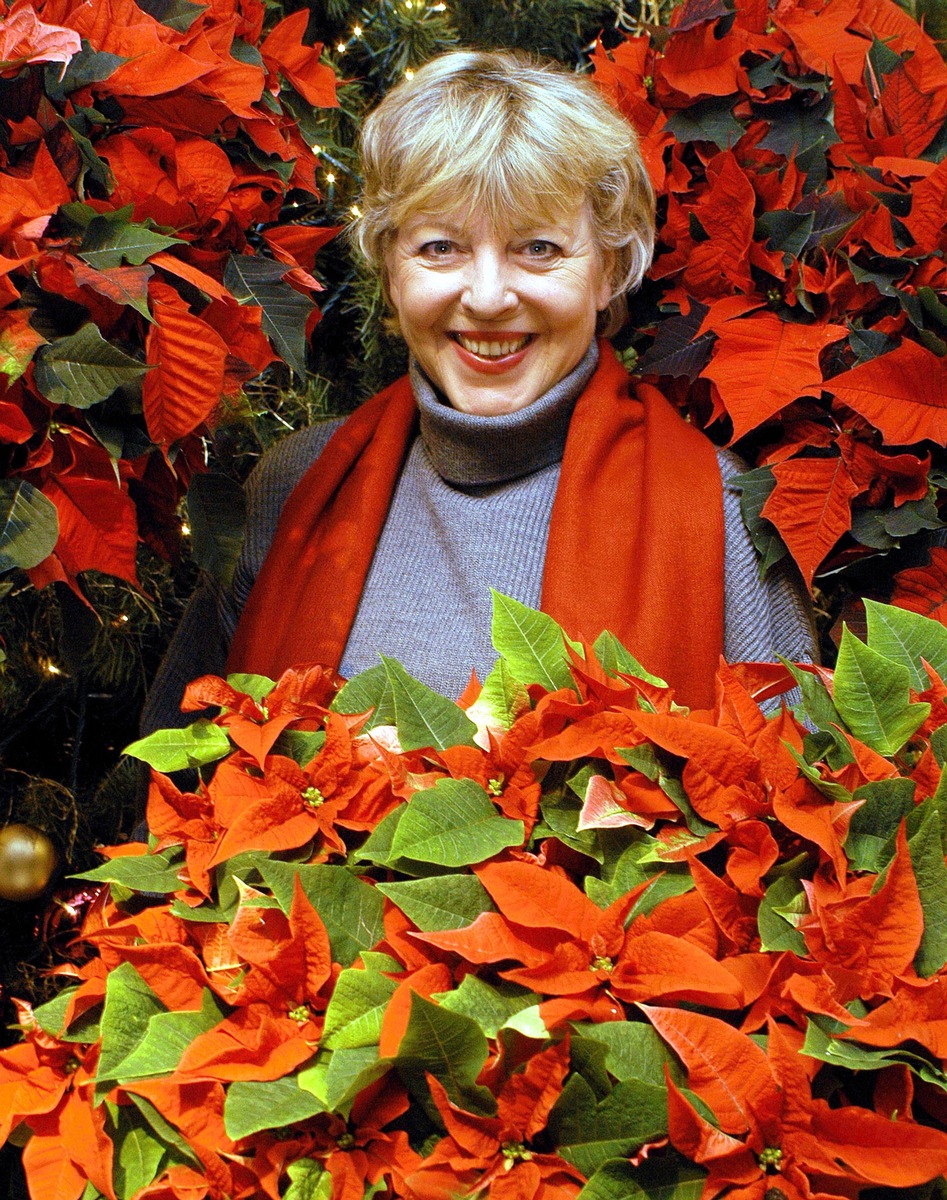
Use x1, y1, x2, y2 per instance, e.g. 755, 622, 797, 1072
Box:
412, 341, 599, 487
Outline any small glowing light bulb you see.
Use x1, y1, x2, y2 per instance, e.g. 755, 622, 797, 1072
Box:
405, 68, 415, 79
336, 41, 346, 52
181, 522, 191, 536
350, 204, 362, 216
326, 171, 336, 183
311, 143, 322, 155
44, 661, 61, 676
353, 23, 362, 36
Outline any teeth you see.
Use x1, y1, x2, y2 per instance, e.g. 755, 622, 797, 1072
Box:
455, 334, 529, 358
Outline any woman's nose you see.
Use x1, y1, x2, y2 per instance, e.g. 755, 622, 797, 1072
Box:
461, 250, 516, 317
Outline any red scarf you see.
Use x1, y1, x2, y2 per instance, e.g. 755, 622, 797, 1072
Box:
227, 342, 724, 707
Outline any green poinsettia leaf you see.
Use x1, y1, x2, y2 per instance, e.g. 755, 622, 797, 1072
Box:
395, 992, 490, 1107
390, 777, 524, 867
549, 1073, 669, 1177
78, 213, 182, 269
282, 1158, 334, 1200
845, 778, 916, 873
381, 656, 478, 751
577, 1157, 707, 1200
490, 590, 578, 691
321, 964, 398, 1051
833, 626, 930, 755
757, 873, 809, 954
223, 1077, 327, 1140
125, 1094, 202, 1170
375, 874, 495, 932
33, 323, 149, 409
0, 479, 59, 572
114, 1123, 165, 1200
72, 847, 184, 893
123, 718, 232, 772
109, 991, 224, 1085
225, 673, 275, 703
756, 208, 816, 257
909, 802, 947, 978
322, 1046, 395, 1113
593, 630, 666, 686
729, 467, 787, 577
571, 1021, 685, 1089
223, 254, 313, 376
45, 46, 126, 98
331, 663, 396, 727
470, 657, 531, 731
95, 963, 167, 1094
664, 97, 744, 150
134, 0, 207, 33
257, 861, 385, 967
434, 976, 539, 1039
864, 598, 947, 691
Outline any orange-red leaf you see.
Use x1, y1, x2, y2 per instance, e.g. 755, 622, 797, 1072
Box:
702, 312, 845, 441
761, 455, 864, 587
830, 339, 947, 446
260, 11, 338, 108
143, 295, 228, 446
641, 1004, 779, 1134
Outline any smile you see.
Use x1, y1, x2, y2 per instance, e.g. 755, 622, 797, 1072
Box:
451, 333, 533, 359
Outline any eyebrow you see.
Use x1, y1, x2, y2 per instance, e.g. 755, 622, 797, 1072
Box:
405, 218, 574, 239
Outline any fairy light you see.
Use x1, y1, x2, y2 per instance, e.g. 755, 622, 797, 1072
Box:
350, 204, 362, 217
181, 522, 191, 536
42, 660, 61, 676
325, 171, 336, 184
405, 68, 415, 79
311, 143, 323, 155
352, 23, 363, 36
431, 2, 446, 8
336, 41, 346, 53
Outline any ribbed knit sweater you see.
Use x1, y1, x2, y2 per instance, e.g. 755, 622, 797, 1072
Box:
141, 343, 815, 734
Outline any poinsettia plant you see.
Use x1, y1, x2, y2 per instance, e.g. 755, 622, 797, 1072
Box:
0, 0, 339, 592
4, 592, 947, 1198
594, 0, 947, 596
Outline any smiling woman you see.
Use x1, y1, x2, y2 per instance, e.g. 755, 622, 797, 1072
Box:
142, 49, 815, 737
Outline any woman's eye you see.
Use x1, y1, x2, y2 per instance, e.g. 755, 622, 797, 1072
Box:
522, 240, 559, 259
420, 240, 456, 258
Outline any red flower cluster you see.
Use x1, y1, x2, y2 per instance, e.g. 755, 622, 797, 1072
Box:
0, 0, 338, 591
595, 0, 947, 588
3, 595, 947, 1199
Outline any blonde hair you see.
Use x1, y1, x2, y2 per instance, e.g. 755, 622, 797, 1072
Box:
352, 49, 655, 330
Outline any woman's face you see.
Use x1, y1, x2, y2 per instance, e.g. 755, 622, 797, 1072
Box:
386, 205, 613, 416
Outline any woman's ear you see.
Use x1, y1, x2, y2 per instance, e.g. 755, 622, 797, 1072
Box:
596, 248, 616, 313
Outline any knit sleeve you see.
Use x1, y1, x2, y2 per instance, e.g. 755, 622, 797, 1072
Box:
717, 447, 818, 667
140, 420, 345, 737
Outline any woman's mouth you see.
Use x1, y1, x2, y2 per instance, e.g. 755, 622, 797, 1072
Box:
451, 332, 533, 360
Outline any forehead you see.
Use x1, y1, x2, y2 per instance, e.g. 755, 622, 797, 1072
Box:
398, 200, 594, 240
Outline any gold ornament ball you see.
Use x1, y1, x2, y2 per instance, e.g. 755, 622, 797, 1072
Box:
0, 824, 59, 901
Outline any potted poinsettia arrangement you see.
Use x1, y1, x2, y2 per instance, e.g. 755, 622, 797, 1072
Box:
3, 592, 947, 1199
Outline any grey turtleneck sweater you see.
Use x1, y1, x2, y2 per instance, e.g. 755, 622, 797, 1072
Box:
141, 343, 815, 734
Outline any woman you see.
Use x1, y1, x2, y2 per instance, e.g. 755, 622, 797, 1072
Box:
143, 49, 813, 734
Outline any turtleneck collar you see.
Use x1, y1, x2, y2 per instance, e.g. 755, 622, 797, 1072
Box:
411, 341, 599, 487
